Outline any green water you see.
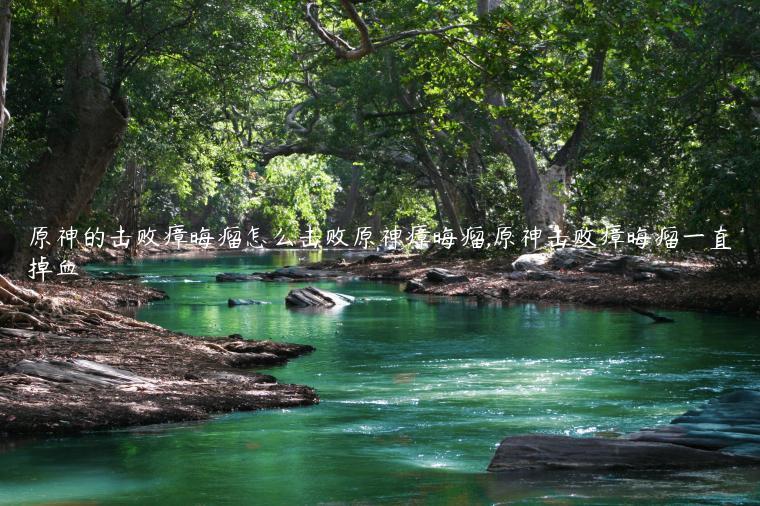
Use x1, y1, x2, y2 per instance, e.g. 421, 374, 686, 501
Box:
1, 251, 759, 505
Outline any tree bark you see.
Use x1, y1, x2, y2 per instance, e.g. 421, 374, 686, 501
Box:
6, 47, 128, 275
0, 0, 11, 151
478, 0, 565, 233
338, 164, 362, 230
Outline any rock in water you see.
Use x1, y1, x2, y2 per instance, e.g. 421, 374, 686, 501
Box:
285, 286, 355, 308
487, 435, 758, 472
254, 267, 342, 281
228, 298, 269, 307
628, 390, 760, 457
425, 268, 469, 284
404, 279, 425, 293
216, 273, 263, 282
488, 390, 760, 473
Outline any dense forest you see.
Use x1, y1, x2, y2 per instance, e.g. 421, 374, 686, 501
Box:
0, 0, 757, 274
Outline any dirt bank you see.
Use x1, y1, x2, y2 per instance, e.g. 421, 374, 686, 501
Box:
0, 276, 317, 437
317, 254, 760, 318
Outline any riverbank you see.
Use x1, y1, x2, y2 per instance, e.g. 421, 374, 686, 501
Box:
0, 276, 317, 437
312, 252, 760, 318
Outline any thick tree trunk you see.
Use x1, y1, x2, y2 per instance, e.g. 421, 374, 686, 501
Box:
6, 47, 128, 276
488, 108, 567, 232
338, 164, 362, 229
478, 0, 565, 233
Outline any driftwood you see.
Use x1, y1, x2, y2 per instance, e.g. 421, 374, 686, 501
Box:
13, 358, 152, 387
630, 307, 675, 323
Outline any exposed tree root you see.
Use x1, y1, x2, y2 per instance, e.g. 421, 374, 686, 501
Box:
0, 274, 158, 333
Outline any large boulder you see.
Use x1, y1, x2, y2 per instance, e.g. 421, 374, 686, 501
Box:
488, 390, 760, 473
511, 253, 551, 271
628, 390, 760, 455
487, 435, 758, 472
285, 286, 355, 308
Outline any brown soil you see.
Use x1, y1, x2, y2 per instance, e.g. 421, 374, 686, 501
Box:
0, 277, 317, 437
322, 254, 760, 318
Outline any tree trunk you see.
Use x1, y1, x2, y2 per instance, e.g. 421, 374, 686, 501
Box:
6, 47, 128, 276
338, 164, 362, 229
478, 0, 565, 233
0, 0, 10, 151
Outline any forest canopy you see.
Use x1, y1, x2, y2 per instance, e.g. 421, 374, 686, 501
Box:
0, 0, 757, 272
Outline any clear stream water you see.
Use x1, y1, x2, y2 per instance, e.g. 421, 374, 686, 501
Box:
1, 251, 759, 505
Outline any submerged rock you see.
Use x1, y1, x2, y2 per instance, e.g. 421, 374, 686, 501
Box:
285, 286, 355, 308
488, 389, 760, 473
253, 267, 344, 282
216, 273, 263, 282
227, 298, 270, 307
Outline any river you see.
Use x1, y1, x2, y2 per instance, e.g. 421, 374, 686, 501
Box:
1, 251, 758, 504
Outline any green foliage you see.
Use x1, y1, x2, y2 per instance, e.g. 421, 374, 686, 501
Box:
253, 155, 339, 241
1, 0, 757, 265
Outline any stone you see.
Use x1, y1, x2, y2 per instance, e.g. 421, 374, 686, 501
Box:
285, 286, 355, 308
425, 268, 469, 284
631, 271, 657, 282
488, 389, 760, 473
512, 253, 551, 272
487, 435, 758, 472
227, 298, 270, 307
549, 248, 602, 270
526, 270, 559, 281
216, 273, 262, 282
254, 267, 343, 282
404, 279, 425, 293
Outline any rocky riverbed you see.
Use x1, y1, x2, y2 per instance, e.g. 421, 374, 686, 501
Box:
302, 250, 760, 317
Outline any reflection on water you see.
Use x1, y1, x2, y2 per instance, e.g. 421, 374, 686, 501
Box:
0, 251, 758, 505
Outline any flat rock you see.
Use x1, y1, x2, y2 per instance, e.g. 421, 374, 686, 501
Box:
425, 268, 469, 284
285, 286, 355, 308
257, 267, 342, 281
526, 270, 559, 281
227, 298, 270, 307
629, 390, 760, 456
216, 273, 263, 282
487, 435, 758, 472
